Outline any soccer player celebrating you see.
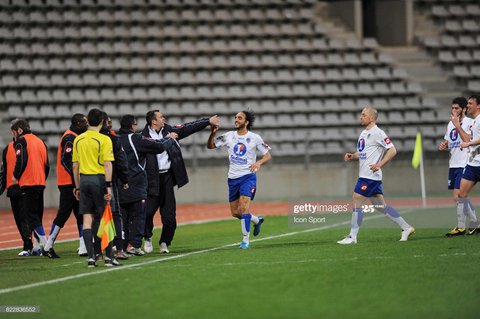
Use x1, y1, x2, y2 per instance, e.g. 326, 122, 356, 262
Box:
456, 95, 480, 235
338, 107, 415, 244
207, 110, 271, 249
439, 97, 475, 237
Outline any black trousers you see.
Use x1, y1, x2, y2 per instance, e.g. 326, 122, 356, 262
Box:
54, 187, 81, 228
22, 186, 44, 232
9, 194, 32, 251
121, 200, 145, 249
145, 171, 176, 246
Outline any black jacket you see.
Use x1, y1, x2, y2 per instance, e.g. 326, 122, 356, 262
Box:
100, 128, 129, 185
117, 128, 175, 204
141, 118, 210, 195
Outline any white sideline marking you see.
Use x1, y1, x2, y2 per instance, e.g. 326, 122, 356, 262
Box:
0, 210, 413, 295
0, 218, 232, 252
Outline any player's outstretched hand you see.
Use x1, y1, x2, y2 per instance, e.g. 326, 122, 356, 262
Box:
210, 115, 220, 127
438, 140, 448, 151
344, 153, 354, 161
167, 132, 178, 139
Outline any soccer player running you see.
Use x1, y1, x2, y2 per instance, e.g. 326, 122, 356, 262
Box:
337, 107, 415, 244
439, 97, 476, 237
207, 111, 271, 249
456, 95, 480, 235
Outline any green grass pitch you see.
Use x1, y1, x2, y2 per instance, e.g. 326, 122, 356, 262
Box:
0, 207, 478, 319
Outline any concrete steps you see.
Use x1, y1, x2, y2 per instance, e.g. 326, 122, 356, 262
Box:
381, 46, 460, 108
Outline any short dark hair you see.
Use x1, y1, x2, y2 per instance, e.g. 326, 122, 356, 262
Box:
452, 97, 467, 108
120, 114, 136, 129
71, 113, 86, 127
10, 119, 30, 131
87, 108, 104, 127
146, 110, 159, 126
242, 110, 255, 130
469, 95, 480, 104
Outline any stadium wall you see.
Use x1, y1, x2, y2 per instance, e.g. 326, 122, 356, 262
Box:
0, 160, 449, 210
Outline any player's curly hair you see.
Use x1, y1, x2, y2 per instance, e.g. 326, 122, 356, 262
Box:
452, 97, 467, 109
242, 109, 255, 130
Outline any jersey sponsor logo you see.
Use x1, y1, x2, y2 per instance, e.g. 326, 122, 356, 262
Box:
175, 124, 183, 128
65, 147, 72, 153
384, 137, 392, 144
233, 143, 247, 156
357, 138, 365, 152
15, 149, 21, 156
216, 135, 226, 142
450, 128, 459, 141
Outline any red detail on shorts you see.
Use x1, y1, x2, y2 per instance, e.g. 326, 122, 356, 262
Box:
360, 184, 368, 191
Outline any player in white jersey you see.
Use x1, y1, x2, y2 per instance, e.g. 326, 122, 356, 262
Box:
337, 107, 415, 244
438, 97, 475, 236
456, 95, 480, 235
207, 111, 271, 249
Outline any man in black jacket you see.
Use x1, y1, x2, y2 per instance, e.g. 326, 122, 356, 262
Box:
142, 110, 219, 253
100, 112, 129, 260
118, 115, 176, 256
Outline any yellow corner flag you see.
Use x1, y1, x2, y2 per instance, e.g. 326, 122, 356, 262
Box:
97, 202, 116, 251
412, 132, 422, 169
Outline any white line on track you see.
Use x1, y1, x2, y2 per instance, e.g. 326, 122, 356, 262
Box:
0, 210, 414, 295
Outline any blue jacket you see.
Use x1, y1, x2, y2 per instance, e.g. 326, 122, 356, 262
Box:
117, 127, 175, 204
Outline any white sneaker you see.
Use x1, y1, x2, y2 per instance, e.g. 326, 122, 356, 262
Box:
400, 227, 415, 241
144, 237, 153, 254
159, 242, 169, 254
78, 237, 88, 257
337, 236, 357, 245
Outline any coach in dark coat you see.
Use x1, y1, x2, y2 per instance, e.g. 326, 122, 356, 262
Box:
141, 110, 219, 253
117, 115, 176, 253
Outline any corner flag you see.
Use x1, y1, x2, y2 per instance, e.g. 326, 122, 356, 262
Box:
412, 132, 422, 169
97, 202, 116, 251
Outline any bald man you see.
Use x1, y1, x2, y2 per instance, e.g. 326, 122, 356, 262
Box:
338, 107, 415, 244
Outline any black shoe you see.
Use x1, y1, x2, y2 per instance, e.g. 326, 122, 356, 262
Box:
44, 248, 60, 259
467, 227, 480, 235
105, 258, 121, 267
87, 258, 97, 268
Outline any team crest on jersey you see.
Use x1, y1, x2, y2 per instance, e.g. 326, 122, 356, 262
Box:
360, 184, 368, 191
233, 143, 247, 156
384, 137, 391, 144
450, 129, 458, 141
246, 137, 251, 143
358, 138, 365, 152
